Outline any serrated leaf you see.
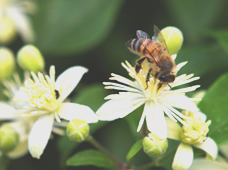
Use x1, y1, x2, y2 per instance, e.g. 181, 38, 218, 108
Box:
198, 73, 228, 146
66, 149, 115, 168
126, 139, 143, 161
33, 0, 123, 57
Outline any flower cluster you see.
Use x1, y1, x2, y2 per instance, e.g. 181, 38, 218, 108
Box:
0, 24, 220, 170
96, 26, 218, 169
0, 0, 36, 44
0, 45, 98, 159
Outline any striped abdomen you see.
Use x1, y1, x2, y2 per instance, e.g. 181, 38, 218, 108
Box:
126, 38, 165, 58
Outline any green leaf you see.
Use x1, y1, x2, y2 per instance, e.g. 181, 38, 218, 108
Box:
204, 30, 228, 54
175, 44, 228, 77
66, 149, 115, 168
198, 73, 228, 146
164, 0, 224, 43
126, 139, 143, 161
33, 0, 123, 57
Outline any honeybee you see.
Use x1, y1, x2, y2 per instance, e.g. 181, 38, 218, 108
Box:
126, 25, 176, 85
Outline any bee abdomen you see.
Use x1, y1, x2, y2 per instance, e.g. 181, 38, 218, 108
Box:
126, 39, 142, 53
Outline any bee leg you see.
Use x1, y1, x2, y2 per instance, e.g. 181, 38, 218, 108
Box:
158, 83, 172, 90
158, 83, 163, 90
167, 84, 172, 89
135, 57, 146, 73
145, 68, 153, 90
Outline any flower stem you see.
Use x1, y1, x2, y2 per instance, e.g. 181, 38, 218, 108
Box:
86, 135, 124, 169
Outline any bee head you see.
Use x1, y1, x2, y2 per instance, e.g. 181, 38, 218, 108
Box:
159, 74, 175, 83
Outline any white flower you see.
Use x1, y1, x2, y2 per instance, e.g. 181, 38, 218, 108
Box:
0, 0, 36, 43
166, 111, 218, 170
96, 57, 200, 139
14, 66, 98, 159
0, 73, 34, 158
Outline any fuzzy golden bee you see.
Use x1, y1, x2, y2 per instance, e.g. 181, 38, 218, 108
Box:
126, 25, 176, 84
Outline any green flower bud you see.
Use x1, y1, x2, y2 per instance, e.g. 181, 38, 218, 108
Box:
143, 133, 168, 157
0, 47, 15, 81
0, 17, 16, 44
67, 119, 89, 142
161, 26, 184, 55
17, 45, 45, 73
181, 117, 211, 145
0, 125, 19, 153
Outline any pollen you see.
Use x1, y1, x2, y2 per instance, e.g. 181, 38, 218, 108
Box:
23, 66, 59, 111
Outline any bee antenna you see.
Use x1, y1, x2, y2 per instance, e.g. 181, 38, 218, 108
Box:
168, 84, 172, 89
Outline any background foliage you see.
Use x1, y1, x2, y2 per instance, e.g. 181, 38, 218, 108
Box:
1, 0, 228, 169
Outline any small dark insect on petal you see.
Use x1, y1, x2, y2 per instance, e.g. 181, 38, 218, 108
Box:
55, 90, 60, 99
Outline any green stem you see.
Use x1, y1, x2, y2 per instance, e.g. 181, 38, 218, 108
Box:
134, 162, 156, 170
86, 135, 123, 169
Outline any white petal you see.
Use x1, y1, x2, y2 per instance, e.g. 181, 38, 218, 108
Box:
96, 95, 144, 121
137, 108, 146, 132
161, 94, 199, 112
172, 143, 193, 170
165, 117, 182, 140
145, 101, 167, 139
8, 9, 34, 42
194, 137, 218, 160
55, 66, 88, 102
28, 114, 54, 159
7, 139, 28, 159
0, 102, 17, 120
189, 158, 228, 170
58, 103, 98, 123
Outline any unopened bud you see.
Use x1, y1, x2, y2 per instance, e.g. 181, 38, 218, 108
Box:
0, 17, 16, 44
0, 47, 15, 80
17, 45, 45, 73
161, 26, 184, 55
0, 125, 19, 153
143, 133, 168, 157
67, 119, 89, 142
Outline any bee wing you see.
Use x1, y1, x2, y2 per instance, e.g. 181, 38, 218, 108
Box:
136, 30, 150, 40
153, 25, 170, 54
136, 30, 161, 66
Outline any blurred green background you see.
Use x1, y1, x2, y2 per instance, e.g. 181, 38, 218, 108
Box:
3, 0, 228, 169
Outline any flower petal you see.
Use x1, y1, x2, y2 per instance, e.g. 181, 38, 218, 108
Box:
58, 103, 98, 123
145, 101, 167, 139
165, 117, 182, 140
172, 142, 193, 170
28, 114, 54, 159
194, 137, 218, 160
0, 102, 17, 120
96, 93, 145, 121
55, 66, 88, 102
161, 94, 199, 112
189, 158, 228, 170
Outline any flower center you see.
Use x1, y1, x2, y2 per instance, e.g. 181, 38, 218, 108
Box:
23, 66, 59, 112
181, 117, 211, 145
